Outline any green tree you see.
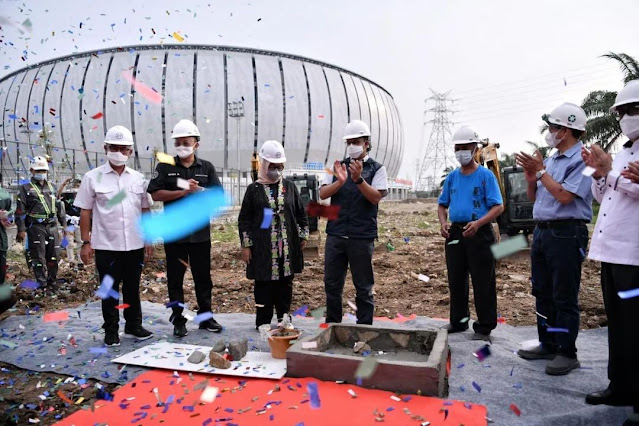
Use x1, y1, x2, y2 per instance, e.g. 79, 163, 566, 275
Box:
500, 152, 516, 168
440, 166, 455, 188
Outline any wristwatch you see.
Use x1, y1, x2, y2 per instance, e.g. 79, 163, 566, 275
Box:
82, 240, 91, 246
535, 170, 546, 181
355, 177, 364, 185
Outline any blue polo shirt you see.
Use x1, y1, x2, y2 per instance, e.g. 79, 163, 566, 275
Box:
438, 165, 503, 223
532, 141, 593, 221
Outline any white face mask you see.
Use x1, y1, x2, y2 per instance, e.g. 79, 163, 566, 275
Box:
33, 173, 47, 181
455, 149, 474, 166
347, 144, 364, 159
175, 145, 194, 159
545, 130, 562, 148
620, 115, 639, 141
107, 151, 129, 166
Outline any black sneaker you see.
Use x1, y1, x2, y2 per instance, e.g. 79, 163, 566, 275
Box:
124, 326, 153, 340
442, 323, 469, 333
199, 318, 223, 332
174, 323, 188, 338
105, 331, 120, 347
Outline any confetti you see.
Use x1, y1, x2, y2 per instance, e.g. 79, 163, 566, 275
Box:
139, 187, 227, 243
302, 341, 317, 349
91, 112, 104, 119
546, 328, 569, 333
291, 305, 308, 317
115, 304, 130, 309
20, 280, 40, 289
260, 208, 274, 229
472, 381, 481, 393
509, 403, 521, 416
43, 311, 69, 322
490, 235, 527, 259
417, 274, 430, 283
307, 382, 321, 409
193, 312, 214, 324
473, 344, 491, 362
121, 71, 162, 104
105, 190, 127, 208
618, 288, 639, 299
156, 152, 176, 165
95, 275, 118, 300
324, 167, 337, 178
176, 177, 190, 190
172, 32, 185, 42
200, 386, 219, 403
447, 240, 459, 245
89, 347, 108, 354
581, 166, 596, 177
355, 356, 379, 380
347, 389, 357, 398
306, 202, 340, 220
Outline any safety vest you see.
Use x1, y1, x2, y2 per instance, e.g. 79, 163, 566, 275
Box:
28, 181, 56, 219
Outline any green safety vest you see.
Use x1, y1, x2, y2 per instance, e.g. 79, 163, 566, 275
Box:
28, 181, 56, 219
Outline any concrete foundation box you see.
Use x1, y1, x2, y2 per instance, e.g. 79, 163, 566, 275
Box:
286, 324, 450, 397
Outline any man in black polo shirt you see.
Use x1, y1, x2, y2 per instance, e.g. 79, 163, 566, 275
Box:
147, 119, 223, 337
320, 120, 388, 325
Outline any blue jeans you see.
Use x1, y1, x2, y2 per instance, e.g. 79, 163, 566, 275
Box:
531, 223, 588, 357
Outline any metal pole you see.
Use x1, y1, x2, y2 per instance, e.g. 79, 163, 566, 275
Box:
236, 119, 240, 205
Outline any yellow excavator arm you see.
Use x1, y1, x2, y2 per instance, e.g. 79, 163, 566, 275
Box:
474, 140, 506, 202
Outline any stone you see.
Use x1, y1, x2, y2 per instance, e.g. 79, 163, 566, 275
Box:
335, 327, 351, 345
353, 341, 371, 354
390, 333, 411, 348
228, 337, 248, 361
209, 351, 232, 369
187, 350, 206, 364
357, 331, 379, 343
211, 339, 227, 353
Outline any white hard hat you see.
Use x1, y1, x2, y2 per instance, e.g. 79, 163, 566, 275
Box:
104, 125, 134, 146
258, 140, 286, 164
30, 156, 49, 171
171, 119, 200, 139
452, 126, 481, 145
343, 120, 371, 140
610, 80, 639, 112
543, 102, 587, 131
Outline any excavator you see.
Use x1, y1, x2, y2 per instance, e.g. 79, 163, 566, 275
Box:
474, 140, 535, 236
250, 152, 321, 258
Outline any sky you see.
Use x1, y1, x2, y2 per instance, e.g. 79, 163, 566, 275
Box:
1, 0, 638, 184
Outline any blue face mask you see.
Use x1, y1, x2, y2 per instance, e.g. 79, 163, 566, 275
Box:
34, 173, 47, 181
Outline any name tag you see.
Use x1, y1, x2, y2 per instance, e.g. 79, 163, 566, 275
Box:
194, 174, 207, 177
167, 172, 180, 177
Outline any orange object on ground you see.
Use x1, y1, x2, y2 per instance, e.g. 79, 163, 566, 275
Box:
56, 370, 487, 426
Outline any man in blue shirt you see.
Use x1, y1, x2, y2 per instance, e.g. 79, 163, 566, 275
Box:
515, 103, 592, 376
438, 126, 504, 341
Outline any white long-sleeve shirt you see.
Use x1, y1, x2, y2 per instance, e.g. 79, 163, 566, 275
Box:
588, 139, 639, 266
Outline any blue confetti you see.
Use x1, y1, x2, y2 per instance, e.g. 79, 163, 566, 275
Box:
260, 208, 274, 229
547, 328, 569, 333
60, 237, 69, 249
95, 275, 119, 300
20, 280, 40, 289
139, 188, 227, 243
193, 312, 214, 324
90, 347, 107, 354
291, 305, 308, 317
472, 381, 481, 393
618, 288, 639, 299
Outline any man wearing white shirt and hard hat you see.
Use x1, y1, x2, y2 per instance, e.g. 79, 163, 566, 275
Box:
74, 125, 154, 347
582, 80, 639, 425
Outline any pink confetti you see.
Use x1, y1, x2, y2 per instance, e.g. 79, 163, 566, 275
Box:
121, 71, 162, 104
43, 311, 69, 322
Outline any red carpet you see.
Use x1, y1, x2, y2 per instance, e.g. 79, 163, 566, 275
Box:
56, 370, 487, 425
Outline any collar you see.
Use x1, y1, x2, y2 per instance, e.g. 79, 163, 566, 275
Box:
104, 162, 132, 174
555, 141, 582, 159
175, 155, 202, 168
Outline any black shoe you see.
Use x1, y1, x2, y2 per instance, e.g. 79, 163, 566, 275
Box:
199, 318, 223, 332
174, 323, 188, 338
124, 326, 153, 340
472, 332, 491, 343
517, 344, 556, 360
442, 323, 469, 333
545, 355, 580, 376
105, 331, 120, 347
585, 387, 633, 407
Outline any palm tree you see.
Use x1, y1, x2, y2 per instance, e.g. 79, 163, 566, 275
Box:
500, 152, 516, 168
440, 166, 455, 188
524, 140, 552, 159
580, 52, 638, 152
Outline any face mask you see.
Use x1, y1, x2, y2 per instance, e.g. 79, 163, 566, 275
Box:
107, 151, 129, 166
620, 115, 639, 141
455, 149, 474, 166
545, 130, 562, 148
175, 145, 194, 159
347, 144, 364, 159
33, 173, 46, 181
267, 169, 282, 181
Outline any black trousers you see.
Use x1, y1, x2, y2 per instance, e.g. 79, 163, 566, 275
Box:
27, 223, 59, 285
324, 235, 375, 325
531, 224, 588, 357
445, 223, 497, 335
95, 249, 144, 333
0, 250, 6, 284
254, 275, 294, 327
601, 262, 639, 402
165, 241, 213, 326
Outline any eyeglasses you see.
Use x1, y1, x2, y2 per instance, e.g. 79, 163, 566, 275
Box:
106, 145, 132, 153
613, 103, 639, 120
548, 123, 563, 132
268, 165, 284, 171
174, 140, 197, 147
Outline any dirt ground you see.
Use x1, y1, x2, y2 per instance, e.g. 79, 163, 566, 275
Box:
0, 199, 606, 424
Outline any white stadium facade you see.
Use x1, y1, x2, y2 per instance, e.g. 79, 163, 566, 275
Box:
0, 45, 405, 197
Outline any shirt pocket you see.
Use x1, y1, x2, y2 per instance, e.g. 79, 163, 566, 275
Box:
194, 174, 209, 187
95, 185, 118, 204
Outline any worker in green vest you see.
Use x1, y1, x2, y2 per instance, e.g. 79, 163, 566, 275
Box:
15, 156, 65, 289
0, 172, 15, 314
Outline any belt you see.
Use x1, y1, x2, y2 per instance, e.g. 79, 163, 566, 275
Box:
536, 219, 588, 229
451, 222, 468, 228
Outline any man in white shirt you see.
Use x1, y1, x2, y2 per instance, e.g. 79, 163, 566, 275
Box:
74, 125, 153, 347
320, 120, 388, 325
581, 80, 639, 424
